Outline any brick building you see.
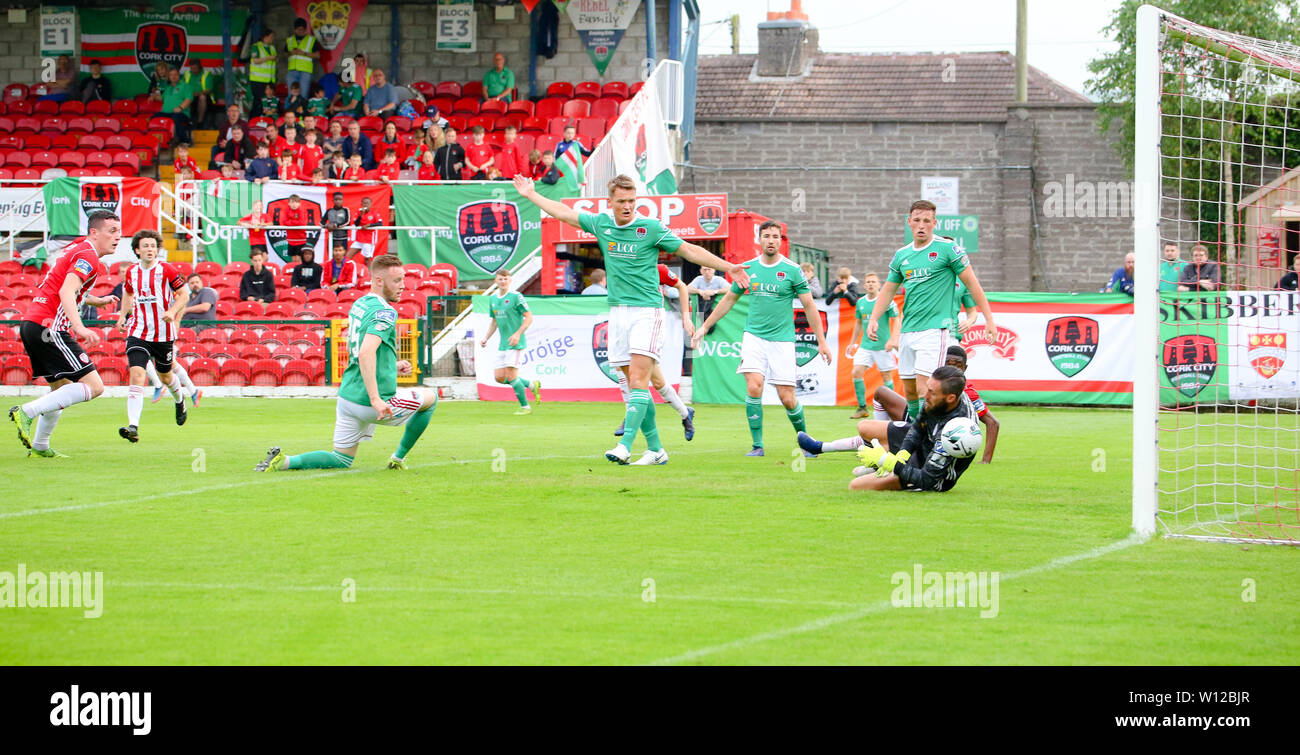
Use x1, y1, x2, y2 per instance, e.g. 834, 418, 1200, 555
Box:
683, 20, 1134, 293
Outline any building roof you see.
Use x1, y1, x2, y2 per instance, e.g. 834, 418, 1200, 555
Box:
695, 52, 1092, 122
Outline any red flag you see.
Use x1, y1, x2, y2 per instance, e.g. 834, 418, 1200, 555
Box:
290, 0, 370, 76
520, 0, 544, 11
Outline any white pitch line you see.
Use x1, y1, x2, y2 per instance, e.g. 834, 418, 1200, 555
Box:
646, 533, 1148, 666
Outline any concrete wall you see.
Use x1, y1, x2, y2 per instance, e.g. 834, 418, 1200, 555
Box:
685, 105, 1133, 293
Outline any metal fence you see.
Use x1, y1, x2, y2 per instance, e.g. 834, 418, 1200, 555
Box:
788, 243, 832, 291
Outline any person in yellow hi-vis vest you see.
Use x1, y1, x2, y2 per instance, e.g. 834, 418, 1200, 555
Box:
249, 28, 277, 118
285, 18, 319, 106
183, 60, 217, 129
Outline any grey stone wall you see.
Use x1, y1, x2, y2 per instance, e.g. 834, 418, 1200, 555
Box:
685, 105, 1133, 293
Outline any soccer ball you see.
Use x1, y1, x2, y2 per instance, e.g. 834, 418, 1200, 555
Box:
796, 374, 819, 393
939, 417, 982, 458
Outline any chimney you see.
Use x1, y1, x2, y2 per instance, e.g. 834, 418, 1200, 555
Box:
757, 1, 817, 77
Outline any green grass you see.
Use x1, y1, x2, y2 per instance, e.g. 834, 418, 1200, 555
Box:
1, 398, 1296, 665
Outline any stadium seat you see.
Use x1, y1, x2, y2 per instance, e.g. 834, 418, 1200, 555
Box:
249, 358, 282, 386
0, 260, 20, 275
111, 151, 140, 173
462, 81, 484, 99
188, 358, 220, 385
2, 354, 31, 385
411, 81, 436, 98
395, 301, 421, 319
94, 168, 123, 178
223, 261, 250, 276
452, 98, 479, 116
242, 344, 273, 362
3, 84, 28, 103
57, 150, 84, 168
546, 82, 575, 99
214, 301, 234, 318
629, 82, 645, 97
13, 168, 40, 180
29, 150, 57, 167
177, 344, 206, 361
6, 100, 31, 116
277, 288, 307, 306
33, 100, 58, 115
269, 345, 301, 365
235, 301, 264, 318
574, 81, 601, 100
590, 98, 621, 120
83, 151, 112, 168
25, 134, 51, 150
305, 288, 336, 306
40, 167, 66, 180
335, 289, 362, 305
102, 134, 131, 152
66, 133, 97, 151
468, 115, 496, 133
0, 340, 21, 356
40, 116, 67, 134
281, 359, 314, 386
506, 100, 534, 116
220, 358, 251, 386
479, 100, 506, 116
147, 116, 174, 139
137, 100, 161, 115
65, 117, 93, 134
602, 81, 630, 100
97, 356, 128, 386
326, 304, 351, 318
92, 116, 122, 135
31, 83, 50, 97
176, 326, 198, 344
561, 100, 592, 121
386, 115, 412, 132
434, 81, 461, 98
84, 101, 110, 116
534, 134, 560, 155
264, 301, 295, 318
430, 97, 455, 116
535, 98, 564, 120
498, 113, 527, 132
577, 117, 606, 143
520, 116, 547, 134
197, 328, 227, 345
110, 100, 136, 115
357, 115, 384, 132
430, 263, 458, 289
546, 117, 573, 136
194, 261, 223, 278
12, 117, 39, 134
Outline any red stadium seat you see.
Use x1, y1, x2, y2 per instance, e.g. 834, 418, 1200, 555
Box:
12, 117, 39, 134
305, 288, 336, 306
197, 329, 227, 346
506, 99, 534, 116
13, 168, 40, 180
242, 344, 273, 363
411, 81, 437, 98
574, 81, 601, 100
3, 84, 28, 103
111, 151, 140, 173
479, 100, 506, 116
590, 98, 621, 120
534, 134, 560, 155
434, 81, 461, 99
91, 116, 121, 134
177, 344, 206, 361
299, 302, 330, 319
395, 301, 421, 319
499, 113, 527, 131
137, 100, 161, 115
294, 335, 324, 355
270, 346, 301, 365
577, 117, 606, 143
452, 98, 479, 116
40, 116, 67, 133
110, 100, 137, 115
25, 134, 51, 150
277, 288, 307, 306
561, 100, 590, 119
336, 289, 363, 305
60, 101, 87, 116
520, 116, 547, 134
462, 81, 484, 99
534, 97, 564, 120
194, 261, 223, 278
83, 150, 112, 168
357, 115, 384, 132
57, 150, 85, 168
386, 115, 412, 132
235, 301, 264, 318
188, 358, 220, 385
282, 359, 316, 386
214, 301, 234, 318
249, 358, 282, 386
33, 100, 58, 115
7, 100, 31, 116
103, 134, 131, 152
264, 301, 295, 318
147, 116, 174, 139
94, 168, 123, 178
602, 81, 630, 100
85, 101, 110, 116
547, 117, 574, 136
223, 261, 250, 276
65, 133, 97, 150
219, 357, 251, 386
96, 356, 129, 386
28, 150, 57, 167
326, 304, 351, 318
468, 115, 496, 133
65, 117, 94, 134
546, 82, 575, 99
430, 97, 455, 116
3, 354, 31, 385
431, 263, 458, 289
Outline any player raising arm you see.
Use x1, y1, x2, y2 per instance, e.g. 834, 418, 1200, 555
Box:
256, 255, 438, 472
867, 199, 996, 422
513, 173, 748, 465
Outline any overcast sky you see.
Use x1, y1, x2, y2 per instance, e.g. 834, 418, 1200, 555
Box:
695, 0, 1125, 98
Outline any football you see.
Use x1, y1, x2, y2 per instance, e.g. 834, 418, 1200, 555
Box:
939, 417, 982, 458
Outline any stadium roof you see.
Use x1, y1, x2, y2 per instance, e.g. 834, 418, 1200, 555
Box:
695, 52, 1092, 122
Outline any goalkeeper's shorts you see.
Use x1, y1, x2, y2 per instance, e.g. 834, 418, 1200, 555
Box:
886, 420, 910, 451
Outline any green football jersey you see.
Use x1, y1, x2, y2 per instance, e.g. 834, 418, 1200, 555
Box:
578, 211, 684, 308
950, 281, 976, 336
489, 291, 529, 351
1158, 259, 1185, 292
729, 255, 809, 342
338, 293, 399, 405
857, 295, 898, 350
887, 236, 970, 333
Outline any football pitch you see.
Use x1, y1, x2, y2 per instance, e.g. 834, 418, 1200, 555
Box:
2, 398, 1296, 665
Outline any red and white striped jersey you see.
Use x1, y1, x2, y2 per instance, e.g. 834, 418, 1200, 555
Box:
24, 239, 105, 331
125, 261, 186, 342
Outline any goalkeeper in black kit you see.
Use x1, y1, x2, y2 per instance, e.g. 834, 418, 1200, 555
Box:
849, 365, 981, 492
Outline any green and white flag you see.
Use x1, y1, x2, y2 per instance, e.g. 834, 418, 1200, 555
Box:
557, 146, 584, 192
606, 85, 678, 195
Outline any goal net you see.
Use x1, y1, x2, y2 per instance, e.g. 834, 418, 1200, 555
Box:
1134, 7, 1300, 544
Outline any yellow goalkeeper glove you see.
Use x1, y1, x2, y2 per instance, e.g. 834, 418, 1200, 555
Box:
856, 442, 887, 467
874, 449, 911, 477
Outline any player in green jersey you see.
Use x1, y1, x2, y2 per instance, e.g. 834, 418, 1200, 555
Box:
480, 268, 541, 415
255, 255, 438, 472
692, 221, 831, 457
848, 271, 899, 419
513, 173, 749, 466
868, 199, 997, 421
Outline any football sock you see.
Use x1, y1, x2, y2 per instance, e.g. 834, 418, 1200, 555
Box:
617, 372, 630, 403
746, 396, 763, 448
145, 361, 164, 389
873, 400, 890, 421
31, 409, 61, 452
786, 402, 806, 432
126, 385, 144, 426
884, 378, 894, 393
619, 389, 650, 451
657, 382, 689, 419
394, 406, 435, 460
174, 364, 196, 396
907, 398, 924, 422
166, 375, 184, 403
23, 382, 92, 418
286, 450, 354, 470
824, 435, 866, 453
510, 378, 529, 407
640, 393, 662, 452
853, 378, 866, 408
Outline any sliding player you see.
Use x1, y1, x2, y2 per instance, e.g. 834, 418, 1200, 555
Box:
513, 173, 748, 466
614, 263, 696, 440
9, 211, 121, 458
867, 199, 997, 422
691, 221, 830, 457
115, 230, 191, 442
480, 267, 541, 415
256, 255, 438, 471
848, 271, 898, 419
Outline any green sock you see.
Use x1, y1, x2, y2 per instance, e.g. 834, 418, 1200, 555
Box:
786, 402, 806, 433
619, 389, 650, 451
745, 396, 763, 448
395, 405, 435, 460
884, 378, 894, 392
510, 378, 529, 407
908, 398, 923, 421
641, 392, 662, 452
853, 379, 866, 408
286, 450, 354, 470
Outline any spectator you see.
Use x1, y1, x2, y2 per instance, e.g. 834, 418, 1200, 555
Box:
39, 55, 76, 103
535, 150, 560, 184
218, 104, 248, 142
307, 83, 330, 118
263, 123, 287, 158
173, 143, 198, 177
376, 149, 401, 182
554, 125, 589, 159
581, 268, 607, 295
160, 67, 194, 146
362, 68, 398, 117
483, 52, 516, 104
526, 149, 544, 178
322, 243, 360, 291
239, 200, 271, 256
433, 127, 465, 180
277, 194, 310, 263
1159, 242, 1185, 292
405, 124, 435, 169
79, 59, 113, 103
377, 121, 406, 164
240, 250, 277, 303
423, 103, 448, 130
342, 153, 365, 180
341, 120, 375, 169
1178, 245, 1220, 291
147, 61, 171, 100
183, 61, 216, 129
463, 126, 494, 180
352, 52, 374, 94
218, 162, 239, 180
323, 119, 346, 158
221, 125, 256, 170
259, 86, 281, 121
687, 265, 729, 319
349, 197, 382, 262
281, 125, 304, 157
277, 151, 302, 182
1276, 255, 1300, 290
282, 113, 305, 140
1106, 252, 1137, 295
291, 246, 323, 291
182, 273, 219, 330
495, 125, 526, 179
323, 191, 351, 250
285, 17, 319, 96
309, 167, 325, 183
249, 28, 278, 118
283, 81, 307, 118
300, 114, 320, 137
800, 262, 824, 299
209, 134, 228, 170
417, 149, 439, 180
825, 266, 864, 306
327, 152, 349, 180
298, 128, 325, 177
244, 142, 278, 183
331, 76, 363, 116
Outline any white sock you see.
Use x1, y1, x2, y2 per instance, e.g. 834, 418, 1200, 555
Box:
174, 362, 196, 395
23, 382, 92, 417
618, 372, 629, 403
657, 383, 689, 419
145, 361, 164, 389
873, 400, 890, 421
823, 435, 866, 453
127, 385, 144, 426
167, 375, 184, 403
32, 409, 61, 451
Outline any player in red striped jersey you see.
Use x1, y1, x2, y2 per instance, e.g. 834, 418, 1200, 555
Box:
8, 211, 122, 458
796, 345, 1000, 464
348, 197, 383, 262
613, 263, 697, 440
114, 230, 192, 442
